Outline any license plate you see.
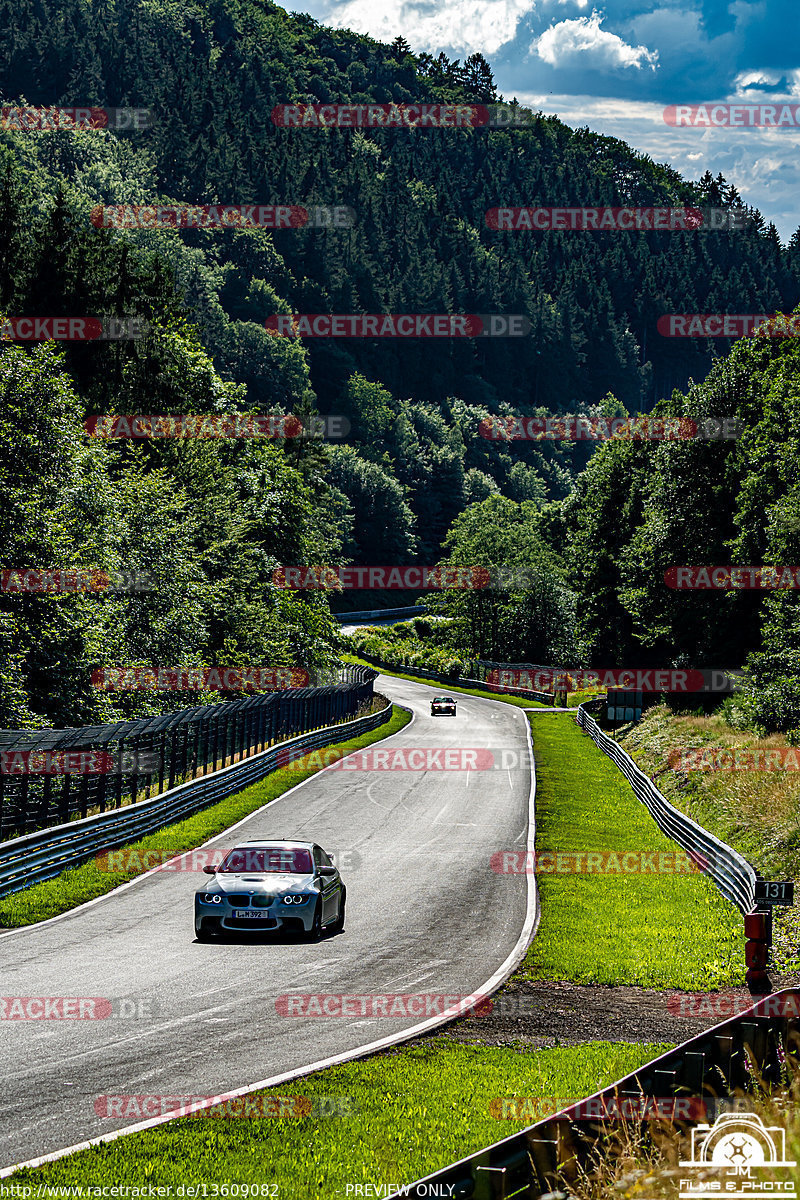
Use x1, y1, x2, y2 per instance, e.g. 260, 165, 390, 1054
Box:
233, 909, 271, 919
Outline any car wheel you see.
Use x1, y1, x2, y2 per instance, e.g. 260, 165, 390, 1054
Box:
196, 925, 214, 943
308, 899, 324, 941
330, 887, 346, 934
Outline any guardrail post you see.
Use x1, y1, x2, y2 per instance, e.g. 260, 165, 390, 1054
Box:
19, 772, 29, 830
39, 774, 52, 825
262, 704, 269, 749
202, 717, 212, 774
236, 708, 244, 763
79, 771, 90, 819
156, 733, 166, 794
96, 768, 107, 814
167, 729, 178, 790
180, 723, 189, 778
57, 772, 69, 824
745, 909, 772, 995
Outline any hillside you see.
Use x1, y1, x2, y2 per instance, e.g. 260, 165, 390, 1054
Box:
1, 0, 799, 724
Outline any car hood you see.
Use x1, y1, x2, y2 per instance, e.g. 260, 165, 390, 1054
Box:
206, 873, 316, 895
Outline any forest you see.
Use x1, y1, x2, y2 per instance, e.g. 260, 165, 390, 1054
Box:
1, 0, 799, 734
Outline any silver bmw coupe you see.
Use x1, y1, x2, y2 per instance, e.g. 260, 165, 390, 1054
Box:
194, 840, 346, 942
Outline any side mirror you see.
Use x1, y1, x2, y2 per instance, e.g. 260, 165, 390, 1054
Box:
203, 864, 217, 875
318, 865, 337, 877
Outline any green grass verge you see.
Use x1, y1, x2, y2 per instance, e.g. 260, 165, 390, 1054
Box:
342, 652, 548, 709
9, 1039, 671, 1189
519, 713, 745, 989
0, 705, 411, 930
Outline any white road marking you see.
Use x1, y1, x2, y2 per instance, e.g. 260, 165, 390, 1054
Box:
0, 688, 539, 1179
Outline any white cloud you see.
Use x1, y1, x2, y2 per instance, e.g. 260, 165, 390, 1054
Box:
733, 68, 800, 97
511, 91, 800, 242
534, 10, 658, 71
323, 0, 536, 56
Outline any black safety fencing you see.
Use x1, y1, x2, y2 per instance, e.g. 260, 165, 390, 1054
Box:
0, 666, 376, 841
0, 688, 395, 900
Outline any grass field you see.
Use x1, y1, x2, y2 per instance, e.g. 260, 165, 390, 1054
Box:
619, 703, 800, 977
518, 713, 745, 989
0, 705, 412, 930
7, 1040, 671, 1190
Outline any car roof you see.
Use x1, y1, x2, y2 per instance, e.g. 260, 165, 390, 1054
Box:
434, 696, 456, 700
234, 840, 315, 850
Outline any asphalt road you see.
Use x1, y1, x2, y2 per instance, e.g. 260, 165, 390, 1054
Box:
0, 675, 536, 1171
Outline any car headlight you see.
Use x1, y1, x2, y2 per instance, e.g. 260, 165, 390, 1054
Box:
199, 894, 222, 904
282, 895, 310, 905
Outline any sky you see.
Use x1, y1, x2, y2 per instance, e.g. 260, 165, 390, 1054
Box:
293, 0, 800, 242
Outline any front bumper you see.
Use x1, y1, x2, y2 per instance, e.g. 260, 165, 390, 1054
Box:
195, 895, 317, 935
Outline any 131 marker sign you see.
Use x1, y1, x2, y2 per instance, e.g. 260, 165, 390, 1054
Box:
755, 880, 794, 906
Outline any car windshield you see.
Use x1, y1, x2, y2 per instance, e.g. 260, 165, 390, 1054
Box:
219, 847, 313, 873
435, 697, 455, 703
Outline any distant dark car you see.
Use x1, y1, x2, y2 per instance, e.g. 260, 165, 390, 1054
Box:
194, 840, 345, 942
430, 695, 457, 716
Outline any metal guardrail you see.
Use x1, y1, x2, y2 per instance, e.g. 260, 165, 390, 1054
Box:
0, 694, 393, 900
333, 606, 425, 623
576, 701, 757, 915
393, 989, 800, 1199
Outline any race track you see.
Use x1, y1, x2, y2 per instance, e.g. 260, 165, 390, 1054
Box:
0, 675, 536, 1172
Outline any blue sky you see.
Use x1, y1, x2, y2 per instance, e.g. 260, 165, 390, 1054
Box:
294, 0, 800, 242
